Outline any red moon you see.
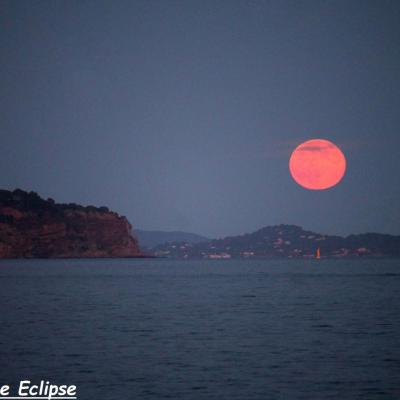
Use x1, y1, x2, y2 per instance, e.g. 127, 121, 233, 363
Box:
289, 139, 346, 190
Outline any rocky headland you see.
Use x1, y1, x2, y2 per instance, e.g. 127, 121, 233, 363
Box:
0, 189, 142, 258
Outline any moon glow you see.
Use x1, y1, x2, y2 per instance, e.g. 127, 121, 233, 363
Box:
289, 139, 346, 190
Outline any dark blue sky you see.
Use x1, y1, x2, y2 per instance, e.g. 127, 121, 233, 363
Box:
1, 0, 399, 237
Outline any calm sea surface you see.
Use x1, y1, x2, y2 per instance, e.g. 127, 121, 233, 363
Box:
0, 259, 399, 400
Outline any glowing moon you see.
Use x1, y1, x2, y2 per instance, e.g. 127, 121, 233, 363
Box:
289, 139, 346, 190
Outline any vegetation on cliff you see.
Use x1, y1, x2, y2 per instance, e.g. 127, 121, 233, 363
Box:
0, 189, 142, 258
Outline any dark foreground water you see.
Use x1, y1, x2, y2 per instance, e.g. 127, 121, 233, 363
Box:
0, 259, 399, 400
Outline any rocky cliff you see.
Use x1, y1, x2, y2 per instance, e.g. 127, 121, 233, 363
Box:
0, 189, 142, 258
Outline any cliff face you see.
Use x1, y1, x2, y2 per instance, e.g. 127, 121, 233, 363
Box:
0, 189, 142, 258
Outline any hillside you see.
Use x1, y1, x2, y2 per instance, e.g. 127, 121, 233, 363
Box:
0, 189, 142, 258
135, 229, 209, 249
151, 224, 400, 259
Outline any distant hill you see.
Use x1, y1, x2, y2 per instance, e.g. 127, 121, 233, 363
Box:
151, 224, 400, 259
134, 229, 209, 249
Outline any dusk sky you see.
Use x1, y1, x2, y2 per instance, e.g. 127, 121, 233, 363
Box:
1, 0, 399, 238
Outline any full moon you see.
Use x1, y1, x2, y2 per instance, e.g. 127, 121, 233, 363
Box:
289, 139, 346, 190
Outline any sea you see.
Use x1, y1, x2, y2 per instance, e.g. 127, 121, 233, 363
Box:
0, 258, 399, 400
